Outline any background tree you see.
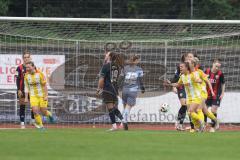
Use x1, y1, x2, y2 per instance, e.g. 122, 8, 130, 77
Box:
1, 0, 240, 19
0, 0, 11, 16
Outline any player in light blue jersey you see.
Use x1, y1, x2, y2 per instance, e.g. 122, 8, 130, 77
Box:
120, 55, 145, 130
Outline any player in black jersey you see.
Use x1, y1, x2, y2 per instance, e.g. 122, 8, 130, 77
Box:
97, 52, 126, 131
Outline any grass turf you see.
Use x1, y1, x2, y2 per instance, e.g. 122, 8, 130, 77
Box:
0, 128, 240, 160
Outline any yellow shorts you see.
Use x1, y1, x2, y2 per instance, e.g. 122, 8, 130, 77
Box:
30, 96, 48, 108
187, 98, 202, 105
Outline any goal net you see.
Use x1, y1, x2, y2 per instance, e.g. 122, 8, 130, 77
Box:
0, 17, 240, 130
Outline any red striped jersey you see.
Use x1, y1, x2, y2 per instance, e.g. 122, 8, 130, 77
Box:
205, 68, 225, 99
16, 64, 26, 91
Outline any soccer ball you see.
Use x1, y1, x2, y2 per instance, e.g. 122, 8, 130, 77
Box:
160, 103, 170, 113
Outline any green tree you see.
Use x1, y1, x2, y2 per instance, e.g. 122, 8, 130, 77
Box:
0, 0, 11, 16
194, 0, 236, 19
2, 0, 240, 19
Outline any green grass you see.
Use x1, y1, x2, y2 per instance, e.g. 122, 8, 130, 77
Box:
0, 129, 240, 160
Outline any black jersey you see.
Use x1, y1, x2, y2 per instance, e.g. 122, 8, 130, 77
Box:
100, 62, 121, 96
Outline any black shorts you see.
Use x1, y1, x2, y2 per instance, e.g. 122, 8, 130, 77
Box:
102, 92, 118, 104
177, 88, 186, 99
206, 98, 221, 107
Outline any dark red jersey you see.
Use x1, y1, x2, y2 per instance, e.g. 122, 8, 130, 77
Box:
16, 64, 26, 91
205, 68, 225, 99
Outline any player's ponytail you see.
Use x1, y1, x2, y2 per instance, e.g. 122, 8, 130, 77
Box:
109, 52, 124, 68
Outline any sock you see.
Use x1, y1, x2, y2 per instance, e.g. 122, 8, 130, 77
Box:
206, 110, 217, 121
188, 113, 195, 129
113, 108, 123, 121
19, 105, 25, 123
189, 116, 195, 129
112, 123, 117, 128
45, 110, 52, 117
211, 113, 217, 127
204, 114, 208, 123
123, 108, 130, 123
191, 117, 199, 128
177, 105, 187, 124
108, 108, 116, 124
34, 114, 43, 127
197, 109, 205, 122
190, 112, 201, 122
31, 110, 35, 120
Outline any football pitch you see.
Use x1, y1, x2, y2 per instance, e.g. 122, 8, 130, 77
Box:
0, 129, 240, 160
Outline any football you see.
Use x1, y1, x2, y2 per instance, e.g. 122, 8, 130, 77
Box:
160, 103, 170, 113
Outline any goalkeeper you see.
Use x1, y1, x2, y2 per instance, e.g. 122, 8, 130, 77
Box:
120, 55, 145, 130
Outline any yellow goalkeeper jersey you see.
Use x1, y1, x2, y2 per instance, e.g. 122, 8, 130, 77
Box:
178, 72, 202, 104
24, 70, 47, 98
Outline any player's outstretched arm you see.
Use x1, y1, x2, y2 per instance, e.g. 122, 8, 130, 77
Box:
171, 83, 180, 88
163, 80, 180, 88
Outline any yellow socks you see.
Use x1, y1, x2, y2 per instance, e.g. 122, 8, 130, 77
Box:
205, 110, 216, 121
197, 109, 205, 122
45, 110, 52, 117
34, 114, 43, 127
190, 112, 201, 121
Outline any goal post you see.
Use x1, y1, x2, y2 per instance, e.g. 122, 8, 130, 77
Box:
0, 17, 240, 130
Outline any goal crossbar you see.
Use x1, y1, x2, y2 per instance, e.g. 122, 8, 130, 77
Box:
1, 17, 240, 24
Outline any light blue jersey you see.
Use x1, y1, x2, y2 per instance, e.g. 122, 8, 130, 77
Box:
123, 65, 143, 92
